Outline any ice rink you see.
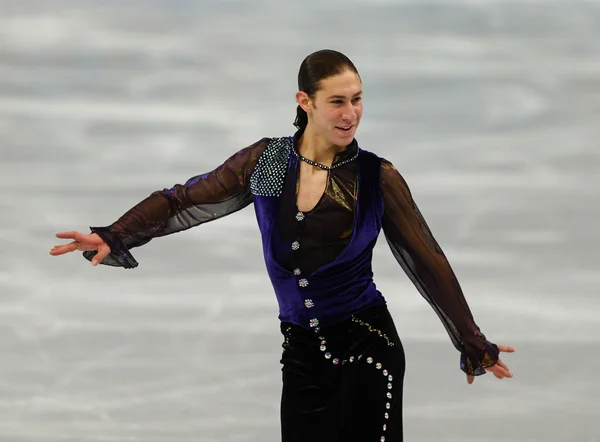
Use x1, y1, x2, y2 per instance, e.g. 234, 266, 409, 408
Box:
1, 0, 599, 440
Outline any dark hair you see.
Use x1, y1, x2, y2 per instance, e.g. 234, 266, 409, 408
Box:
294, 49, 360, 129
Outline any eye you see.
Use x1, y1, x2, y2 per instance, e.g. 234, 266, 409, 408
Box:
353, 97, 362, 103
331, 100, 343, 104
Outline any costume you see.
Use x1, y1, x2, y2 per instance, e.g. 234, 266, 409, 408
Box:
83, 128, 499, 441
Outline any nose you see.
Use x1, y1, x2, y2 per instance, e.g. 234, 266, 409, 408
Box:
342, 102, 357, 122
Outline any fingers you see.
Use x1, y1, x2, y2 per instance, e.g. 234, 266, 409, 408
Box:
49, 241, 79, 256
486, 363, 513, 380
496, 359, 509, 371
91, 243, 111, 266
467, 375, 474, 385
498, 345, 516, 353
55, 231, 83, 241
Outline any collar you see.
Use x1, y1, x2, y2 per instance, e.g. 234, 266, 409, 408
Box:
292, 127, 359, 165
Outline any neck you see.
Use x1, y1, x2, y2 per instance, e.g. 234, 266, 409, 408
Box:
298, 125, 348, 167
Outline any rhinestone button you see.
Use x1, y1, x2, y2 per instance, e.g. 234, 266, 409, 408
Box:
304, 299, 314, 308
293, 268, 301, 275
299, 278, 309, 288
295, 211, 305, 221
309, 318, 319, 328
291, 241, 300, 251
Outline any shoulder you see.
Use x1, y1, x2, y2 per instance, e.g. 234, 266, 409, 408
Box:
254, 136, 293, 161
378, 157, 414, 199
379, 157, 402, 180
249, 136, 293, 196
237, 136, 273, 156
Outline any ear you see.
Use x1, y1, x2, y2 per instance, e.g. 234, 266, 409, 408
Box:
296, 91, 311, 114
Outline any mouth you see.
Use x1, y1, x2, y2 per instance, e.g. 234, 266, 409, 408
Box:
335, 125, 354, 133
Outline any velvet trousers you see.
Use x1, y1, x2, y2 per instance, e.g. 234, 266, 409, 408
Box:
279, 304, 406, 442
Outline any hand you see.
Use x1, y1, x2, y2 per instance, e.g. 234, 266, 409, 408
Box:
49, 231, 111, 266
467, 345, 515, 385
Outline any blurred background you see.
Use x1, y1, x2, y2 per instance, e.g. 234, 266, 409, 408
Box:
1, 0, 599, 440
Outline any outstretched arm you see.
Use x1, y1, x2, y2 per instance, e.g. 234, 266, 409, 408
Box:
53, 138, 270, 268
379, 159, 514, 379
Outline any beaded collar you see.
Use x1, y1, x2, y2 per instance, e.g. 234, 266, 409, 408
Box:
292, 128, 360, 171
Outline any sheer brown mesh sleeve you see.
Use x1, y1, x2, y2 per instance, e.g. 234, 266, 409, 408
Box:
380, 159, 499, 376
83, 138, 271, 268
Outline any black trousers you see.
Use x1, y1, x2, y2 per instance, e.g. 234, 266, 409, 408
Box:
280, 305, 406, 442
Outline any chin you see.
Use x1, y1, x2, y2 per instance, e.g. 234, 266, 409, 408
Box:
331, 130, 356, 145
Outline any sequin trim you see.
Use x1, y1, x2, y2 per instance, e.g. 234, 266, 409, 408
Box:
318, 330, 394, 439
249, 137, 292, 197
352, 317, 395, 347
281, 326, 292, 353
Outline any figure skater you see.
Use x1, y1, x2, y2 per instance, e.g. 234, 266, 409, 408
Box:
50, 49, 515, 442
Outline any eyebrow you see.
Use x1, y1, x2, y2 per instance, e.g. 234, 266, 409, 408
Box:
327, 91, 363, 99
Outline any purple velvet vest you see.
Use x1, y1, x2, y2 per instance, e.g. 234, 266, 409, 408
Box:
250, 137, 387, 329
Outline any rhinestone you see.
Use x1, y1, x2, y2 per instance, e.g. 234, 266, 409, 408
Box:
295, 211, 305, 222
293, 268, 301, 275
318, 336, 325, 340
325, 352, 332, 359
320, 345, 326, 352
387, 392, 392, 399
383, 369, 388, 376
291, 241, 300, 251
321, 340, 326, 345
333, 358, 340, 365
376, 363, 382, 369
299, 278, 309, 288
383, 424, 387, 431
381, 437, 385, 442
388, 375, 393, 381
313, 327, 320, 333
349, 356, 355, 363
387, 383, 392, 390
304, 299, 314, 308
309, 318, 319, 328
249, 138, 291, 197
384, 413, 389, 419
367, 357, 373, 364
357, 355, 363, 360
386, 402, 391, 409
